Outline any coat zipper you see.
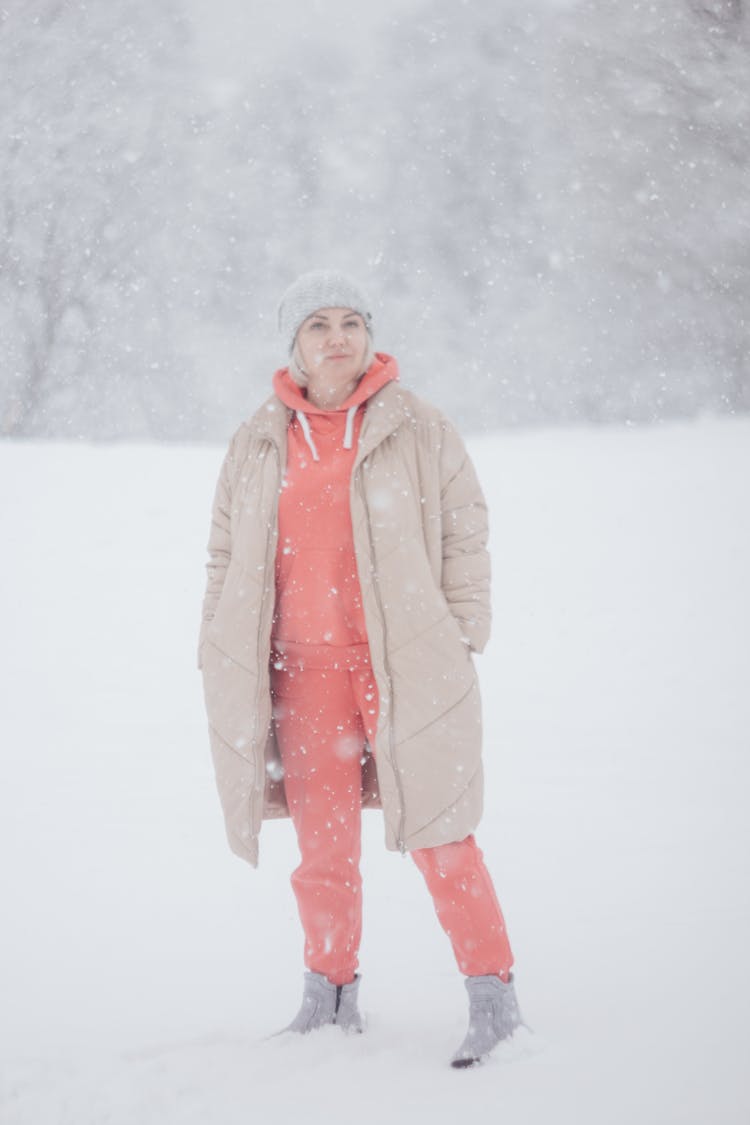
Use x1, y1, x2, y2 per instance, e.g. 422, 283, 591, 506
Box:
252, 439, 281, 809
356, 467, 407, 854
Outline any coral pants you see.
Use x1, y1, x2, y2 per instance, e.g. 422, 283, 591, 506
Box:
271, 660, 514, 986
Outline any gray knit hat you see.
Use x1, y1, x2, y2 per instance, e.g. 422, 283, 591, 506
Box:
278, 269, 373, 354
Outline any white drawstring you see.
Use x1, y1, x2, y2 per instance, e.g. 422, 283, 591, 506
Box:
296, 404, 358, 460
295, 411, 320, 462
343, 405, 358, 450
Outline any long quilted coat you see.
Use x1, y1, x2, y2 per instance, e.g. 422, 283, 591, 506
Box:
199, 358, 491, 867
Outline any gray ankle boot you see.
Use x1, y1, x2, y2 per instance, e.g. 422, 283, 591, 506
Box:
286, 971, 363, 1034
333, 975, 364, 1033
450, 974, 522, 1068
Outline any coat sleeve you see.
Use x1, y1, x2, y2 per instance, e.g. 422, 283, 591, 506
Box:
438, 421, 491, 654
197, 434, 237, 669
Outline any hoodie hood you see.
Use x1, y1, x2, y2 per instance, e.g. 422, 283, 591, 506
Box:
272, 352, 399, 415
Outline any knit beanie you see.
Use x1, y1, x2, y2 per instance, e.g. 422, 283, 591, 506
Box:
277, 269, 373, 353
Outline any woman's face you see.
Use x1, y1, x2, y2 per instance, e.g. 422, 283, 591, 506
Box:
294, 307, 369, 399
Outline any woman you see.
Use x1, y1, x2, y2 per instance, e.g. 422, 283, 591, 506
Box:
198, 270, 521, 1067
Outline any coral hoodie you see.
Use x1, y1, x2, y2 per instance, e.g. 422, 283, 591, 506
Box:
271, 353, 399, 670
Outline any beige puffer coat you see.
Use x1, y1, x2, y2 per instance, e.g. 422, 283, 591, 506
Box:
199, 373, 491, 867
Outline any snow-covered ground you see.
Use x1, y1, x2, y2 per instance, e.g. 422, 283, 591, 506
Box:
1, 416, 748, 1124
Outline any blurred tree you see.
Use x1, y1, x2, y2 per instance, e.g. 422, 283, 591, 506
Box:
546, 0, 750, 420
0, 0, 201, 437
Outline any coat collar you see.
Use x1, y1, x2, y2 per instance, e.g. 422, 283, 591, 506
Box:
247, 395, 290, 448
247, 380, 413, 465
353, 381, 414, 466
